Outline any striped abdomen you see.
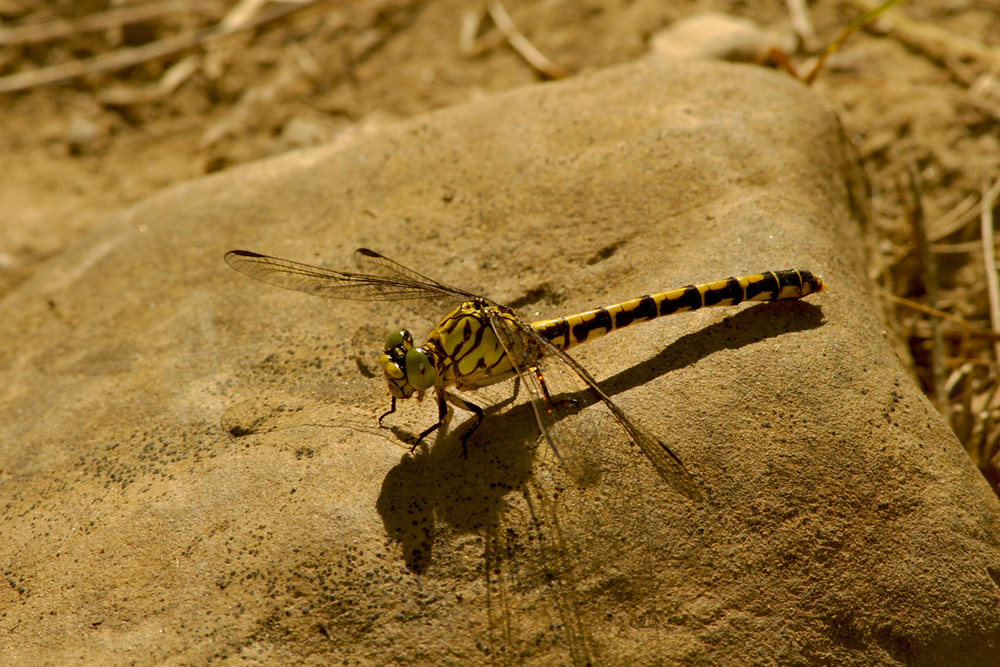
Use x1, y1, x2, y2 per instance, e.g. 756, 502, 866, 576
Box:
531, 269, 825, 351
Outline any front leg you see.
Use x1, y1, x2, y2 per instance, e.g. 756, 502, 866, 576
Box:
412, 391, 449, 452
444, 392, 484, 458
378, 396, 397, 426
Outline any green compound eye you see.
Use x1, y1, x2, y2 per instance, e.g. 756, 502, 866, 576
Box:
384, 330, 413, 352
404, 348, 436, 390
384, 330, 403, 350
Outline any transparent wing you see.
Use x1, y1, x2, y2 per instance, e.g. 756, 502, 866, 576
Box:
350, 249, 462, 291
224, 249, 478, 304
352, 248, 487, 316
488, 312, 701, 500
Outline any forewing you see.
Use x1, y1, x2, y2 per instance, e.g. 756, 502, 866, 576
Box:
225, 250, 470, 303
352, 248, 484, 316
489, 312, 701, 500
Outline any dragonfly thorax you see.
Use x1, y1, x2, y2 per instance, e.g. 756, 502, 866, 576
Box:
378, 329, 437, 399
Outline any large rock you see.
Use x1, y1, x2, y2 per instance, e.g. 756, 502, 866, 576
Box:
2, 56, 998, 665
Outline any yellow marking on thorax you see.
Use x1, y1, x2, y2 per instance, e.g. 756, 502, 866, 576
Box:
426, 301, 521, 389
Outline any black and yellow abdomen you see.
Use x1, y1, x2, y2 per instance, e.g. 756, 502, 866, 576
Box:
531, 269, 825, 351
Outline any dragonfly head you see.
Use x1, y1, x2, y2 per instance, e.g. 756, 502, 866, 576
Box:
378, 329, 436, 399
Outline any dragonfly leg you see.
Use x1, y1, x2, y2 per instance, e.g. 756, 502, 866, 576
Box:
445, 392, 484, 458
378, 396, 397, 426
412, 392, 448, 452
529, 364, 555, 405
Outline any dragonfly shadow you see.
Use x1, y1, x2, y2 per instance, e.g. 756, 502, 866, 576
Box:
375, 401, 541, 573
605, 300, 826, 395
375, 301, 825, 573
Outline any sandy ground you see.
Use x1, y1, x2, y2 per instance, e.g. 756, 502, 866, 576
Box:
1, 1, 1000, 664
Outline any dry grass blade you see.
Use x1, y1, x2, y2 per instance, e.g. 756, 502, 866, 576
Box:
929, 193, 984, 242
847, 0, 1000, 70
889, 191, 986, 270
981, 173, 1000, 364
0, 0, 199, 47
907, 321, 1000, 343
200, 48, 306, 148
803, 0, 905, 84
0, 27, 210, 95
905, 163, 949, 416
931, 239, 1000, 255
218, 0, 271, 34
458, 9, 484, 56
97, 53, 202, 106
487, 1, 568, 79
0, 0, 322, 95
784, 0, 817, 52
458, 8, 508, 59
887, 294, 974, 329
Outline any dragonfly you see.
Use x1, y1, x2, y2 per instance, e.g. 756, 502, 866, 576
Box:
225, 248, 825, 498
